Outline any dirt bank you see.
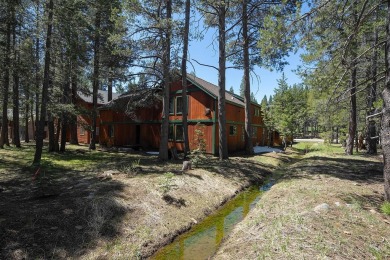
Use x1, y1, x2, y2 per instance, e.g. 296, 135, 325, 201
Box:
0, 145, 280, 259
214, 144, 390, 259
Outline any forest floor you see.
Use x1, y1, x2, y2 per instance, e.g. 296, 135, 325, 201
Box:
215, 142, 390, 259
0, 143, 278, 259
0, 142, 388, 259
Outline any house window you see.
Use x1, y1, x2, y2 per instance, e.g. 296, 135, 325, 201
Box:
252, 126, 257, 138
169, 98, 175, 114
108, 125, 114, 137
229, 125, 237, 136
254, 108, 260, 117
176, 96, 183, 114
96, 127, 99, 136
169, 96, 189, 115
176, 125, 184, 141
168, 124, 174, 140
80, 127, 85, 136
242, 126, 245, 141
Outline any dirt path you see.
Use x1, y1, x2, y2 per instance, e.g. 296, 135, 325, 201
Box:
214, 148, 390, 259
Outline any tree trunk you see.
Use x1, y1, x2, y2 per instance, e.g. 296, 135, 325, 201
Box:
382, 0, 390, 201
0, 4, 12, 149
34, 0, 40, 141
54, 118, 60, 151
366, 27, 378, 155
35, 41, 40, 141
25, 87, 30, 143
70, 60, 78, 145
30, 105, 34, 141
48, 112, 56, 152
48, 53, 57, 152
33, 0, 53, 165
181, 0, 190, 158
60, 60, 71, 152
12, 12, 21, 148
89, 7, 101, 150
159, 0, 172, 161
218, 2, 228, 160
242, 0, 253, 155
108, 75, 113, 102
335, 126, 339, 144
345, 53, 357, 155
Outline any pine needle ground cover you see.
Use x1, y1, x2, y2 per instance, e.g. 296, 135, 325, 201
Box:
215, 143, 390, 259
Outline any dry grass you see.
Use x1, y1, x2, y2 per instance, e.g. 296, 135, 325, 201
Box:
0, 144, 277, 259
215, 144, 390, 260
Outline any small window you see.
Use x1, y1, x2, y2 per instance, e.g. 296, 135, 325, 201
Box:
176, 96, 183, 114
176, 125, 184, 141
80, 127, 85, 136
229, 125, 237, 136
252, 126, 257, 138
254, 108, 260, 117
242, 126, 245, 141
168, 124, 174, 140
96, 127, 99, 136
108, 125, 114, 137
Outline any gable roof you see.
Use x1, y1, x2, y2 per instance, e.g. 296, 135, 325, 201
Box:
77, 89, 120, 105
186, 74, 247, 108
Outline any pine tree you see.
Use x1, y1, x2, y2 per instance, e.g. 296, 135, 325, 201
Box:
33, 0, 54, 165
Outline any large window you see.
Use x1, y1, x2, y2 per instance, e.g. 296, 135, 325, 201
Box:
169, 96, 188, 115
176, 125, 184, 141
169, 124, 184, 142
168, 124, 174, 140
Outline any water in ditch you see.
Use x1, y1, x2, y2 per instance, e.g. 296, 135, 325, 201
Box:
151, 180, 274, 260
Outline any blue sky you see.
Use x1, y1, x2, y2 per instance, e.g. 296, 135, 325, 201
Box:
187, 28, 303, 102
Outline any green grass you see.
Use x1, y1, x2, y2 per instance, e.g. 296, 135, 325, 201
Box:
381, 201, 390, 215
0, 143, 144, 176
293, 142, 345, 155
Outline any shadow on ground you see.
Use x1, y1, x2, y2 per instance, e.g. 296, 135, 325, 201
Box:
0, 147, 142, 259
285, 155, 383, 184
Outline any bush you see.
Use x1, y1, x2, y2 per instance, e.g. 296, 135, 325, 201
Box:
381, 201, 390, 215
159, 172, 176, 194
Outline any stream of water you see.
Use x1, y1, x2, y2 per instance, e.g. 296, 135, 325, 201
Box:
151, 180, 274, 260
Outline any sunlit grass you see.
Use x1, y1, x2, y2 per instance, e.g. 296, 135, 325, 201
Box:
0, 143, 141, 174
293, 142, 345, 155
381, 201, 390, 215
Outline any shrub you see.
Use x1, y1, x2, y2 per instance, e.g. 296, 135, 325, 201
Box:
159, 172, 176, 194
381, 201, 390, 215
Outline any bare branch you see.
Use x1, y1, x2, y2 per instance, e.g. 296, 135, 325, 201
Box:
192, 58, 219, 71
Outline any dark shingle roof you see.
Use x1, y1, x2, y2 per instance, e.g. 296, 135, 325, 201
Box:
99, 88, 162, 111
186, 74, 246, 107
